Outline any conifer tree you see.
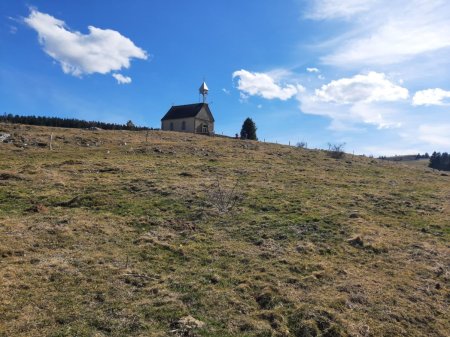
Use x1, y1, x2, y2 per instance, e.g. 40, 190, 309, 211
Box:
126, 120, 135, 130
240, 117, 257, 140
429, 151, 450, 171
429, 152, 439, 169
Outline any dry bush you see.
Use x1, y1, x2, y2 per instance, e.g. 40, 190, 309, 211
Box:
205, 177, 244, 213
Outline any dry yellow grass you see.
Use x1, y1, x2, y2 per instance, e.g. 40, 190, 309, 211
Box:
0, 123, 449, 337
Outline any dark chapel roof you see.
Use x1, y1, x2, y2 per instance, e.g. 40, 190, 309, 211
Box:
161, 103, 214, 121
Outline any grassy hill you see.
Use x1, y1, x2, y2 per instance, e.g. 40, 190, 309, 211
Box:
0, 124, 449, 337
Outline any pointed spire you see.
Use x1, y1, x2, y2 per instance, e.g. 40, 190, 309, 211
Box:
199, 81, 208, 103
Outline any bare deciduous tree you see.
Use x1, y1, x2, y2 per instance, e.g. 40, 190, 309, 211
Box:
327, 142, 346, 159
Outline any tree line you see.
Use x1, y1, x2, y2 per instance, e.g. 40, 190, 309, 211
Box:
429, 152, 450, 171
1, 114, 150, 131
378, 153, 430, 161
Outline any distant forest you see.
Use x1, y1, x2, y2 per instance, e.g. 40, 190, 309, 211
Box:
1, 114, 151, 131
378, 153, 430, 161
429, 152, 450, 171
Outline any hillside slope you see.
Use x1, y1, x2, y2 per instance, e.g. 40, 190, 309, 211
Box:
0, 124, 449, 337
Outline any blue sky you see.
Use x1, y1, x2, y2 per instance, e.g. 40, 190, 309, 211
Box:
1, 0, 450, 155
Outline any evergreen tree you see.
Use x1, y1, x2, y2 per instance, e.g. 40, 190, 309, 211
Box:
240, 117, 257, 140
126, 120, 135, 130
429, 151, 439, 169
429, 151, 450, 171
442, 152, 450, 170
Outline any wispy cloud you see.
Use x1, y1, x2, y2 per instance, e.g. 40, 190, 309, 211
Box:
308, 0, 450, 68
305, 0, 376, 20
418, 124, 450, 147
24, 9, 147, 81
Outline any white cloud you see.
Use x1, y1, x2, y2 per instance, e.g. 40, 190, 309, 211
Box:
419, 124, 450, 147
296, 72, 408, 129
310, 0, 450, 67
232, 69, 303, 100
412, 88, 450, 106
112, 73, 132, 84
314, 72, 409, 104
24, 9, 147, 78
306, 67, 320, 73
222, 88, 230, 95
